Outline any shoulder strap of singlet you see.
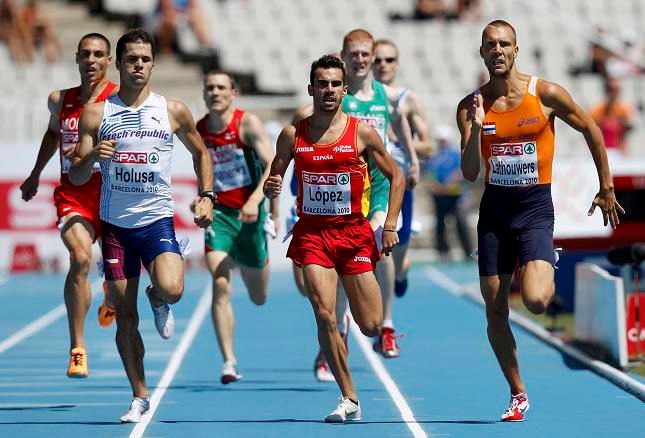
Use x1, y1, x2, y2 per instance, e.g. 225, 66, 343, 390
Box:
396, 87, 411, 108
528, 76, 539, 97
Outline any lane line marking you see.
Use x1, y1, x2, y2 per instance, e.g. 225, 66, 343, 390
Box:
129, 283, 211, 438
0, 278, 104, 354
424, 266, 645, 402
351, 321, 428, 438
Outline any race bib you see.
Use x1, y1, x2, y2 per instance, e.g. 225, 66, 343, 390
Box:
211, 148, 251, 192
488, 141, 539, 186
301, 171, 351, 215
360, 116, 386, 141
108, 151, 160, 195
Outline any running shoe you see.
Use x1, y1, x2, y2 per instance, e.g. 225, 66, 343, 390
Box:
67, 347, 88, 378
120, 397, 150, 423
394, 277, 408, 297
145, 285, 174, 340
97, 281, 116, 328
500, 392, 530, 422
221, 361, 243, 384
314, 360, 335, 383
324, 396, 361, 423
373, 327, 401, 358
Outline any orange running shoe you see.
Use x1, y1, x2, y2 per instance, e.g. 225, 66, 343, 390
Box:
98, 281, 116, 328
67, 347, 88, 378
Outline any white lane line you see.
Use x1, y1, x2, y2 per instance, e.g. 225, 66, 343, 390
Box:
425, 266, 645, 402
0, 278, 104, 353
130, 283, 211, 438
351, 322, 428, 438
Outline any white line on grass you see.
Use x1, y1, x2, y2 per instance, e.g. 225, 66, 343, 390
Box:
425, 266, 645, 402
129, 283, 211, 438
0, 278, 104, 353
351, 322, 428, 438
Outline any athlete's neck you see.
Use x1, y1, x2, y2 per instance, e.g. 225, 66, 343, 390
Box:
310, 107, 345, 132
347, 74, 374, 99
207, 107, 235, 132
78, 77, 110, 105
117, 85, 152, 108
485, 70, 528, 100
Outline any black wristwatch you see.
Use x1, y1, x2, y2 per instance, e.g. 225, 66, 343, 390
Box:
200, 191, 216, 203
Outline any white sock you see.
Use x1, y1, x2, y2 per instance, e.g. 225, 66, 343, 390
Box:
382, 319, 393, 329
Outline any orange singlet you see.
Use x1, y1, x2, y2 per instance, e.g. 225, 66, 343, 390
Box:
480, 76, 555, 187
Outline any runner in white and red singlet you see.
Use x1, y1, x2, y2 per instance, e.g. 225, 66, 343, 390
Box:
264, 54, 404, 423
20, 33, 118, 379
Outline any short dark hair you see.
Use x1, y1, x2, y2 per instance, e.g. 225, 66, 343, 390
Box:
309, 54, 346, 85
116, 28, 156, 62
77, 33, 111, 54
204, 69, 237, 90
482, 20, 517, 45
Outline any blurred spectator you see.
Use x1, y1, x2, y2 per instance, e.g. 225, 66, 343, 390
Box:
571, 26, 611, 78
425, 125, 473, 260
589, 77, 634, 156
148, 0, 213, 56
605, 28, 645, 79
455, 0, 481, 21
0, 0, 32, 63
19, 0, 61, 63
413, 0, 447, 20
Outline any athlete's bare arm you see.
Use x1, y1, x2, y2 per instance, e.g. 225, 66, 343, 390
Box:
538, 80, 624, 228
20, 90, 63, 201
359, 121, 405, 255
239, 111, 278, 225
69, 101, 113, 186
386, 84, 419, 188
167, 99, 214, 229
264, 125, 296, 199
456, 91, 484, 182
402, 91, 433, 158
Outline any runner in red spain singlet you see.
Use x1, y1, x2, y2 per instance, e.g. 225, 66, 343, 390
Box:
20, 33, 119, 379
264, 54, 405, 423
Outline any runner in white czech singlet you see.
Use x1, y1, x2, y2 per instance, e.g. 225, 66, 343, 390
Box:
97, 92, 174, 227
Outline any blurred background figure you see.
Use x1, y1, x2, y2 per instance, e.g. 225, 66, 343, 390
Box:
589, 76, 634, 156
19, 0, 62, 63
425, 125, 472, 261
0, 0, 33, 63
146, 0, 214, 56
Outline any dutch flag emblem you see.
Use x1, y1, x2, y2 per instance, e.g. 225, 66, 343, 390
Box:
483, 123, 496, 135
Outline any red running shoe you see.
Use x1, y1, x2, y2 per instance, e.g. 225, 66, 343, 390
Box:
501, 393, 530, 422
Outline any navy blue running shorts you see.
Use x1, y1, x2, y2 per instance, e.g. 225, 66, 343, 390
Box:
477, 184, 555, 276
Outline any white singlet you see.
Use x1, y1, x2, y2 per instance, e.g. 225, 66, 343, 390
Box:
97, 93, 174, 228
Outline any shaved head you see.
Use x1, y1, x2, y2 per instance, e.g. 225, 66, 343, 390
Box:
482, 20, 517, 45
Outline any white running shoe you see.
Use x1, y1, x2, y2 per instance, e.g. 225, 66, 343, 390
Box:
314, 361, 335, 383
146, 285, 174, 339
120, 397, 150, 423
324, 396, 361, 423
221, 361, 243, 384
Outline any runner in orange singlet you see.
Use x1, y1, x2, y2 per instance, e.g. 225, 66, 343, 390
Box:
20, 33, 118, 379
264, 55, 404, 423
457, 20, 624, 422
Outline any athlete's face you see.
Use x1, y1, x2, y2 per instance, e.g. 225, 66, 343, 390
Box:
372, 44, 398, 85
480, 26, 518, 77
341, 39, 375, 80
309, 67, 347, 113
117, 42, 154, 88
76, 38, 112, 83
203, 73, 237, 113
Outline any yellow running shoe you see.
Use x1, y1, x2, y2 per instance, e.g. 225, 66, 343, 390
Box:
98, 281, 116, 328
67, 347, 88, 378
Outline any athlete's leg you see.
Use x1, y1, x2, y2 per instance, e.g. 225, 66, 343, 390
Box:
520, 260, 555, 313
206, 251, 238, 364
146, 252, 184, 306
481, 274, 525, 395
239, 263, 269, 306
393, 188, 413, 285
341, 272, 382, 337
110, 277, 149, 398
60, 214, 96, 351
292, 263, 307, 296
370, 210, 395, 324
303, 264, 356, 399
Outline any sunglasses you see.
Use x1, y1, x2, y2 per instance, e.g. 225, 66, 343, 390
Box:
375, 57, 397, 64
